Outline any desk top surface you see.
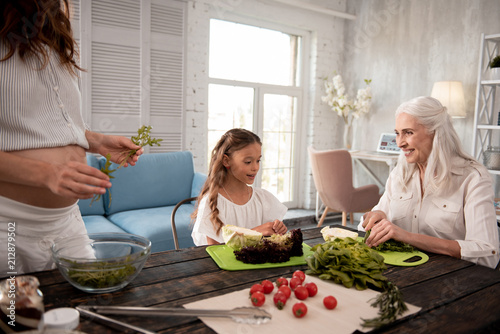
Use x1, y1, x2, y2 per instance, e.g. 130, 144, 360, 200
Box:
9, 227, 500, 333
350, 150, 400, 160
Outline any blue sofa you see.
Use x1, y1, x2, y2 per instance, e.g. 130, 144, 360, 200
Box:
78, 151, 206, 252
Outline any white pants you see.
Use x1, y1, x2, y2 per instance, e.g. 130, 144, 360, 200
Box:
0, 195, 88, 275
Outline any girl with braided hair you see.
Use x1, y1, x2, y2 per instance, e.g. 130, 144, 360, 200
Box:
191, 128, 287, 245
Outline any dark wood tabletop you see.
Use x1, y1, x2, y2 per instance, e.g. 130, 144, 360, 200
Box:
8, 227, 500, 333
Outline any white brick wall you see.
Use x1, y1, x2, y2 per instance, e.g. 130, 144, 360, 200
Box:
184, 0, 348, 209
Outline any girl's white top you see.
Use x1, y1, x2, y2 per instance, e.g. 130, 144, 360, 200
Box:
191, 187, 287, 245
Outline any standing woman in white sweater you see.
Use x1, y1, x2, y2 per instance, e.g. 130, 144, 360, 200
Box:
0, 0, 143, 274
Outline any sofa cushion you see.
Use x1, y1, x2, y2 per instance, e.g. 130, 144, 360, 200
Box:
78, 154, 106, 216
191, 172, 206, 198
107, 205, 196, 252
82, 215, 127, 233
105, 151, 195, 215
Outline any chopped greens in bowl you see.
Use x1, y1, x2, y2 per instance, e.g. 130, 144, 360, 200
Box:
51, 233, 151, 293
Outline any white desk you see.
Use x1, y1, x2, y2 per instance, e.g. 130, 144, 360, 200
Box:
349, 150, 399, 190
315, 150, 399, 221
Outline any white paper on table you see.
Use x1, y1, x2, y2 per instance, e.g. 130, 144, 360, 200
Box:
184, 275, 420, 334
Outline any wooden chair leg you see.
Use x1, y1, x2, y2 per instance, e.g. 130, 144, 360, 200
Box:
349, 212, 354, 225
317, 207, 329, 227
342, 212, 347, 226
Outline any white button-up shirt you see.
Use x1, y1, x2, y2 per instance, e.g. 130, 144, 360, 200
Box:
369, 157, 499, 269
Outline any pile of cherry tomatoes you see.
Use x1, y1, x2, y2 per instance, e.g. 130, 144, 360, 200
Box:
249, 270, 338, 318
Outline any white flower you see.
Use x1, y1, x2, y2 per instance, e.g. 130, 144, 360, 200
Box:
321, 74, 372, 125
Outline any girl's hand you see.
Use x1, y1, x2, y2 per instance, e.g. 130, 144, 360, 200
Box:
364, 218, 407, 248
253, 220, 287, 236
272, 219, 287, 235
362, 210, 387, 231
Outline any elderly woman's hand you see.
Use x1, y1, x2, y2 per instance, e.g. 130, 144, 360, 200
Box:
362, 210, 387, 231
364, 218, 407, 248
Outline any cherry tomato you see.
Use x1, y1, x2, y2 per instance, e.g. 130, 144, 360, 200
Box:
276, 277, 288, 288
294, 286, 309, 300
289, 277, 302, 290
261, 280, 274, 294
293, 270, 306, 283
323, 295, 338, 310
249, 284, 264, 295
273, 291, 288, 310
278, 285, 292, 299
292, 302, 308, 318
304, 282, 318, 297
250, 291, 265, 307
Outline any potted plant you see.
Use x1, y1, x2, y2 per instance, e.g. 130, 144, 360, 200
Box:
489, 55, 500, 80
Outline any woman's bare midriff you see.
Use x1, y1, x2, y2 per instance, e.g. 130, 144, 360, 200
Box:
0, 145, 87, 208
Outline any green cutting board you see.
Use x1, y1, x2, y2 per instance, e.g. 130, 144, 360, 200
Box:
206, 243, 313, 271
356, 237, 429, 266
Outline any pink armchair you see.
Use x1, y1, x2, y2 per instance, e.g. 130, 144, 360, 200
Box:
308, 147, 381, 227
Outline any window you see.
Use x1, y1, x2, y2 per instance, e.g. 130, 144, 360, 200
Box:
208, 19, 304, 206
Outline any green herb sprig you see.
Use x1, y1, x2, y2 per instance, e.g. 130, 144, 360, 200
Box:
89, 126, 162, 206
364, 229, 417, 253
361, 281, 408, 328
117, 125, 163, 169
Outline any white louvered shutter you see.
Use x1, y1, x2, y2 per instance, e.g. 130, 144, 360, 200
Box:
149, 0, 185, 152
71, 0, 185, 151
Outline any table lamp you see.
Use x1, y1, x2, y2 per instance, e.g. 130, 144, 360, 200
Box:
430, 81, 466, 118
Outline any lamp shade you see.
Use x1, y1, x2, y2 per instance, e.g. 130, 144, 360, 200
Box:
430, 81, 466, 118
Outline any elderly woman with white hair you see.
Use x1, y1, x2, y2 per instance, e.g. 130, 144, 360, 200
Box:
361, 96, 500, 269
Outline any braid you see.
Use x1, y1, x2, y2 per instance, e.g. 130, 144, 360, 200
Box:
207, 152, 227, 234
191, 134, 229, 232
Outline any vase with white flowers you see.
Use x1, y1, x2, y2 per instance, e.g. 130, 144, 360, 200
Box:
321, 73, 372, 149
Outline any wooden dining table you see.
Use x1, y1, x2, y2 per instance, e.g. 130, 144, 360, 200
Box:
7, 226, 500, 333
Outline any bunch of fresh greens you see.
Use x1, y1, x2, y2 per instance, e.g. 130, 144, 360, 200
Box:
64, 258, 136, 289
305, 237, 387, 290
306, 237, 409, 329
361, 281, 408, 328
90, 126, 162, 206
117, 125, 163, 169
233, 229, 303, 264
363, 229, 416, 253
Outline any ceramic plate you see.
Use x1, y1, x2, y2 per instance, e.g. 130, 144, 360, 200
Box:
206, 243, 313, 271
